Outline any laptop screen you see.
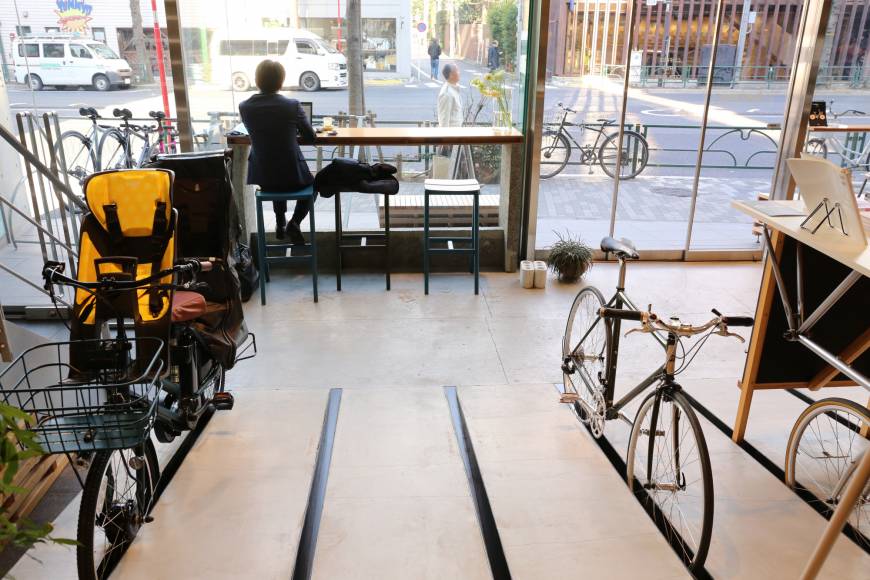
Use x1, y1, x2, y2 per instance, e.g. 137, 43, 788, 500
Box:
300, 101, 313, 121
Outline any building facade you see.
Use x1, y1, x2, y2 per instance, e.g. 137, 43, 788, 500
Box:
546, 0, 870, 82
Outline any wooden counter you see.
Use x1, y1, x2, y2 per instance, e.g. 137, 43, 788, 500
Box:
226, 126, 524, 146
808, 125, 870, 133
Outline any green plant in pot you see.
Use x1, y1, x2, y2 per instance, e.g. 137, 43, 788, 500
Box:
547, 232, 593, 282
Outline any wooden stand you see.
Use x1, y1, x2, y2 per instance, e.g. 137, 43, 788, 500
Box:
732, 200, 870, 442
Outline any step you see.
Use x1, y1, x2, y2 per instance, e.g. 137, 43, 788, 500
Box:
112, 389, 328, 579
458, 384, 691, 579
311, 387, 490, 579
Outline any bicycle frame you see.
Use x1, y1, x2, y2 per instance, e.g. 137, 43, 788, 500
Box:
551, 109, 611, 158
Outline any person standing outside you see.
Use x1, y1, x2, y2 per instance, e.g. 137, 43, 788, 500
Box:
239, 60, 316, 244
428, 38, 442, 80
487, 40, 500, 71
437, 63, 470, 177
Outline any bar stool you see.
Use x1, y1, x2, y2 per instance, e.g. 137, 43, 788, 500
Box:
331, 190, 393, 291
423, 178, 481, 295
255, 187, 318, 304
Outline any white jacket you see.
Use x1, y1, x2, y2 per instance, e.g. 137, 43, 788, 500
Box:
437, 82, 463, 127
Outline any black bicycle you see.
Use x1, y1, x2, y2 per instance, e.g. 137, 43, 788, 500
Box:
559, 236, 753, 570
540, 102, 649, 179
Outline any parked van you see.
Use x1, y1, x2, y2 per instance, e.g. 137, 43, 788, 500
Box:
210, 28, 347, 92
12, 34, 133, 91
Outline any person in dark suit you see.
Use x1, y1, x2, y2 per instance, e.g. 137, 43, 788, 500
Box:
239, 60, 316, 244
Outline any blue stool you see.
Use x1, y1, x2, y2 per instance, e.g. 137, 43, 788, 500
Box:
255, 187, 318, 304
423, 179, 481, 295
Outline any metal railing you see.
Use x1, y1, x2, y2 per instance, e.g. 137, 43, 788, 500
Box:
593, 64, 869, 89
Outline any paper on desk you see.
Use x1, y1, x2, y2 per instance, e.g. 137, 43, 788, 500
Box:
742, 199, 807, 217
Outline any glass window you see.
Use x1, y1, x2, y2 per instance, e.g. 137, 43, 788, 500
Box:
19, 43, 40, 58
268, 40, 289, 56
70, 44, 92, 59
87, 44, 119, 59
92, 27, 107, 43
43, 43, 65, 58
16, 26, 31, 35
295, 40, 318, 55
45, 27, 60, 33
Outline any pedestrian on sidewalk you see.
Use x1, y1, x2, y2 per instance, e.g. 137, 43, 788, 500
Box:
487, 40, 500, 71
428, 38, 442, 80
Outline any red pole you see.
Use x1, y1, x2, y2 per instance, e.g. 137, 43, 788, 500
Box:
337, 0, 342, 52
151, 0, 171, 124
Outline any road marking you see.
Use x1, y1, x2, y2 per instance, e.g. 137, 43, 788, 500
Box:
746, 108, 760, 113
425, 82, 439, 88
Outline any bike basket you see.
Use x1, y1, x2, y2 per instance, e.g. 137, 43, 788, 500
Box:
0, 338, 164, 454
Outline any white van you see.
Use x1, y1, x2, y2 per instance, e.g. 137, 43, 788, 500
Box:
210, 28, 347, 92
12, 34, 133, 91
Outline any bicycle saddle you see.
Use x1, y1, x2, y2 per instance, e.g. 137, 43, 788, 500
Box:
600, 236, 639, 259
149, 110, 166, 121
113, 108, 133, 120
596, 118, 616, 125
79, 106, 100, 119
171, 290, 207, 323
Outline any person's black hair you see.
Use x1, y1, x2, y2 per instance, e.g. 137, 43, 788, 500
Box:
255, 59, 285, 94
442, 63, 458, 80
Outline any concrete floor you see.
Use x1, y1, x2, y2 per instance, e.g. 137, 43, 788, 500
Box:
8, 263, 870, 578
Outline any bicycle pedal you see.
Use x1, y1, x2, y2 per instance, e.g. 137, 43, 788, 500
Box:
144, 516, 154, 524
213, 392, 235, 411
559, 392, 580, 404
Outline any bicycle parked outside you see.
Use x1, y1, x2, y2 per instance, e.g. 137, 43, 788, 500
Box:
540, 102, 649, 179
55, 107, 113, 191
559, 236, 753, 570
804, 101, 870, 196
99, 108, 179, 171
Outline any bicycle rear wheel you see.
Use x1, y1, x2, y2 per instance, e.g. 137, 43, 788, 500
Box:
77, 439, 159, 580
540, 131, 570, 179
785, 397, 869, 548
804, 138, 828, 159
599, 130, 649, 179
562, 286, 609, 436
627, 388, 713, 571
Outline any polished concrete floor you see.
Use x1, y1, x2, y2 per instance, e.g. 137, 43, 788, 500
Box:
8, 263, 870, 578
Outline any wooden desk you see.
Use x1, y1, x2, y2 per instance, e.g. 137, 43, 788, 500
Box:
226, 126, 524, 146
731, 200, 870, 442
227, 125, 527, 272
809, 125, 870, 133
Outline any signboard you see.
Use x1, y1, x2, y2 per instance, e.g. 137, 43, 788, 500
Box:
417, 22, 427, 33
629, 50, 642, 83
54, 0, 94, 33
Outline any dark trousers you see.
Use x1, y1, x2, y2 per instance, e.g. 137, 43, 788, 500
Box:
273, 192, 318, 223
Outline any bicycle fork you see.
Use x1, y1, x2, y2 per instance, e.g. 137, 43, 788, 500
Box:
643, 335, 687, 492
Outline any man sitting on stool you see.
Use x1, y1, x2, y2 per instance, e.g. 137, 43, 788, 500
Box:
239, 60, 316, 244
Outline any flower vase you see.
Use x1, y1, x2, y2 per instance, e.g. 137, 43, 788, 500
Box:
492, 109, 512, 133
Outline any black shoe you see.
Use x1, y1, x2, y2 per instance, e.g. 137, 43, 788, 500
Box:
286, 221, 306, 245
275, 214, 286, 240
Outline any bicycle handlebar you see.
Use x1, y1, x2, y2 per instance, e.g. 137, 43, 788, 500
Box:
43, 258, 214, 292
600, 307, 753, 337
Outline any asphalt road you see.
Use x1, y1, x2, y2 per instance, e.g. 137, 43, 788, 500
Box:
7, 62, 868, 179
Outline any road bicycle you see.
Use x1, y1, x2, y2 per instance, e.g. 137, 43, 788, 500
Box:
540, 102, 649, 180
99, 108, 179, 171
55, 107, 113, 191
784, 396, 869, 549
559, 236, 753, 570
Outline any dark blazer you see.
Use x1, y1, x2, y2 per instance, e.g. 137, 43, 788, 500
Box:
239, 93, 316, 191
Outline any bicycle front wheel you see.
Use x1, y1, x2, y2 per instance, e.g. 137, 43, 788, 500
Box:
562, 286, 610, 433
77, 440, 159, 580
98, 129, 130, 172
55, 131, 97, 189
785, 397, 869, 547
599, 130, 649, 179
804, 138, 829, 159
627, 388, 713, 571
540, 131, 571, 179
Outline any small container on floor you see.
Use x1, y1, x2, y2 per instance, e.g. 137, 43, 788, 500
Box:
533, 261, 547, 289
520, 261, 535, 289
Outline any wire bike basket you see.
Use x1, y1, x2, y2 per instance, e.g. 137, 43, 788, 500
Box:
0, 338, 164, 454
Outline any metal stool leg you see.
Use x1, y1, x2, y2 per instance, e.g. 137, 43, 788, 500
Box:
384, 194, 391, 291
255, 198, 268, 305
473, 192, 480, 295
424, 190, 430, 295
310, 199, 318, 303
335, 191, 343, 292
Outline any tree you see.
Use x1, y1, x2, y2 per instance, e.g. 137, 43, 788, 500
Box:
346, 0, 366, 118
129, 0, 152, 83
486, 0, 517, 69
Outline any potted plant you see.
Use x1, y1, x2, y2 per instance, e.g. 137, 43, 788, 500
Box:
547, 232, 593, 282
